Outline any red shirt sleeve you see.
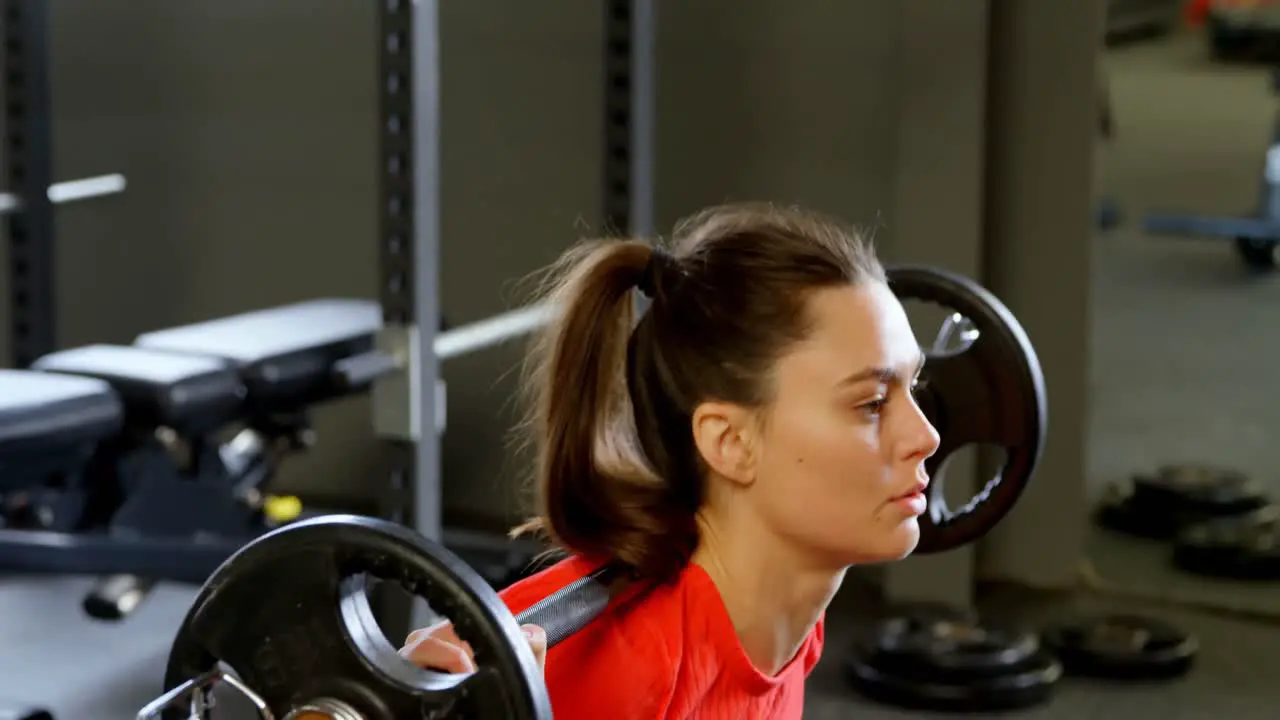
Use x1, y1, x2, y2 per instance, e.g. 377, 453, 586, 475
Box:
500, 558, 680, 720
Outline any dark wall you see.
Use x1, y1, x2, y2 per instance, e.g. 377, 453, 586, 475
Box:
655, 2, 900, 226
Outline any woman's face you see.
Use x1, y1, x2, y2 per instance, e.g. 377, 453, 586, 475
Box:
751, 281, 940, 567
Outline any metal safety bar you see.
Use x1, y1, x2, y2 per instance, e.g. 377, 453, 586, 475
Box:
338, 304, 556, 396
435, 303, 555, 360
0, 173, 127, 216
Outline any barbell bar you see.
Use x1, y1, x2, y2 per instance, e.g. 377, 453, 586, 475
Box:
0, 173, 128, 216
435, 303, 554, 361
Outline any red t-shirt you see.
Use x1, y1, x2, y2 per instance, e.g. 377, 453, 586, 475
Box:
499, 556, 825, 720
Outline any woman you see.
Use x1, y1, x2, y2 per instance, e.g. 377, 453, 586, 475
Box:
401, 202, 939, 719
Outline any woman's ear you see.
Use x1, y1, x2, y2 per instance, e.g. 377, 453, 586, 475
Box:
690, 401, 759, 487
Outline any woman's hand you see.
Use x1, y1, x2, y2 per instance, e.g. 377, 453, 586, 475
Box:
400, 621, 548, 674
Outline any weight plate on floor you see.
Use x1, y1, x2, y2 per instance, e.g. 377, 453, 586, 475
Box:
1173, 506, 1280, 580
1042, 614, 1198, 680
1132, 463, 1268, 518
874, 617, 1039, 677
843, 615, 1061, 712
1094, 483, 1184, 540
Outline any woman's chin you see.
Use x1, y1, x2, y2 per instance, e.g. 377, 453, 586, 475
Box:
876, 519, 921, 562
833, 522, 920, 566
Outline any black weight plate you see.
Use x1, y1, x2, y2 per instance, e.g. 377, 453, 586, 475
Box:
1093, 484, 1190, 540
1132, 463, 1268, 518
844, 618, 1061, 712
888, 266, 1048, 555
1042, 614, 1198, 680
161, 514, 550, 720
1173, 507, 1280, 580
867, 616, 1040, 680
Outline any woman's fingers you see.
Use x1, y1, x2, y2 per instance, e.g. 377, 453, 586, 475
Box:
522, 624, 547, 672
400, 633, 478, 673
400, 621, 477, 673
405, 620, 472, 653
401, 620, 547, 674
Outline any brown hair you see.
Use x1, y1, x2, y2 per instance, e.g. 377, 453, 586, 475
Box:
514, 203, 885, 581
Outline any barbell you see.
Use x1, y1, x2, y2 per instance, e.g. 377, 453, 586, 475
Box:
138, 265, 1047, 720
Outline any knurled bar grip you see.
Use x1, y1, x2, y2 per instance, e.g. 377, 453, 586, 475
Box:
514, 566, 625, 649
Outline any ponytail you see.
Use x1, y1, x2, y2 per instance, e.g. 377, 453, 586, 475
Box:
514, 240, 696, 580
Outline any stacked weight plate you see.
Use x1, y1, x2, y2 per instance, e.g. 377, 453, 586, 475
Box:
844, 609, 1199, 713
1095, 463, 1280, 581
843, 609, 1061, 713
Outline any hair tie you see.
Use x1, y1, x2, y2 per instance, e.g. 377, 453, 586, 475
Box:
637, 248, 674, 298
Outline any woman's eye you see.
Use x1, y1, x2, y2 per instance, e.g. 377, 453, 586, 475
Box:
860, 398, 888, 417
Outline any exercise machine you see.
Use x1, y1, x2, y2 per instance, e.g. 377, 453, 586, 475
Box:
1142, 67, 1280, 270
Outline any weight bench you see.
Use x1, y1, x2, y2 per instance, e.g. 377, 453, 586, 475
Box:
32, 344, 244, 438
0, 369, 122, 491
29, 345, 261, 568
0, 360, 250, 581
0, 299, 383, 584
133, 298, 385, 413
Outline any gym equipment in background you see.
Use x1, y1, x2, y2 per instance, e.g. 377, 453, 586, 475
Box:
0, 300, 386, 585
0, 300, 532, 623
1095, 463, 1269, 539
843, 611, 1061, 713
137, 265, 1049, 720
1174, 505, 1280, 580
1041, 614, 1199, 680
1143, 67, 1280, 270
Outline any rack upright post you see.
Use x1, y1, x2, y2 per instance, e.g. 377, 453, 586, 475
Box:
375, 0, 443, 641
3, 0, 57, 367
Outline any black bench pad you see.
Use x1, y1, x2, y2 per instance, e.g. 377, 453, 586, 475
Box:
0, 369, 122, 458
133, 299, 382, 409
33, 345, 244, 436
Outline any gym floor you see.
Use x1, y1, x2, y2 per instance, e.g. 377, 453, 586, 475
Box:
3, 30, 1280, 720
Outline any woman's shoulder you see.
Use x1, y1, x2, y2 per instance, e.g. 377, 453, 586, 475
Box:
499, 556, 728, 666
500, 557, 703, 719
500, 555, 702, 636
